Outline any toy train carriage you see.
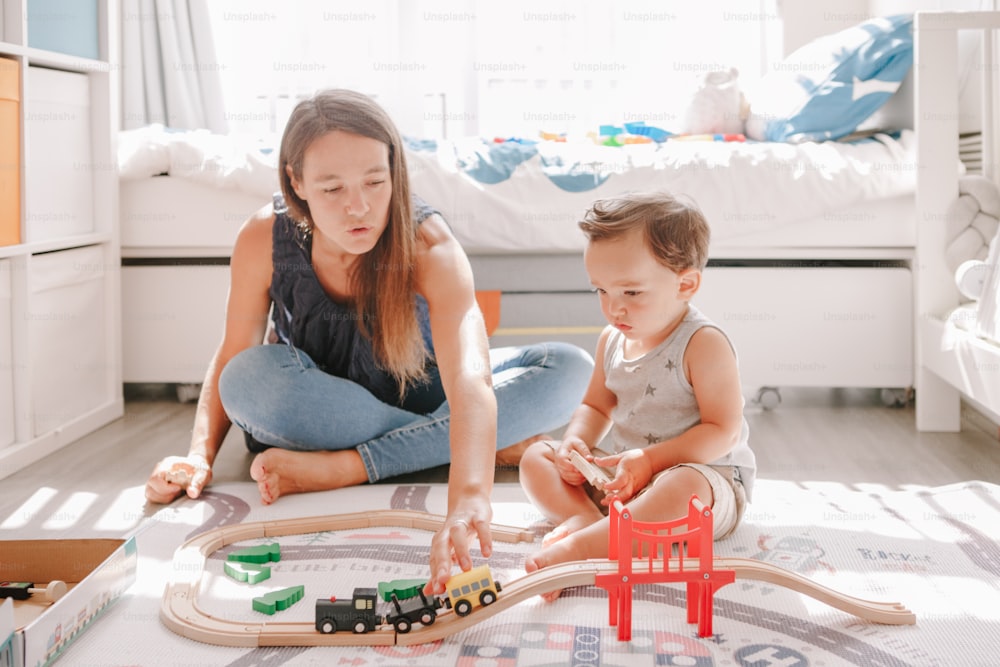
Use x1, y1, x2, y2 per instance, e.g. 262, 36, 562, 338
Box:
443, 564, 502, 616
385, 589, 442, 633
315, 587, 381, 634
315, 585, 443, 634
315, 565, 502, 634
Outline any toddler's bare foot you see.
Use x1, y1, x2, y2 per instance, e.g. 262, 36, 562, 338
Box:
541, 514, 594, 547
526, 527, 589, 602
250, 449, 367, 504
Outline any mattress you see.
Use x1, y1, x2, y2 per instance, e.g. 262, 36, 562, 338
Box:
120, 176, 258, 256
119, 180, 914, 260
407, 132, 917, 254
118, 127, 917, 258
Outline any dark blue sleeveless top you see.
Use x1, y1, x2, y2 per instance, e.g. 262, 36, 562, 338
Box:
269, 193, 444, 413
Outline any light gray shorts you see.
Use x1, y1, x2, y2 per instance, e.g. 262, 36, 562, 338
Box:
565, 445, 747, 540
665, 462, 747, 540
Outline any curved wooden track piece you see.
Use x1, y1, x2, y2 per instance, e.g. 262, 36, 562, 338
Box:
716, 558, 916, 626
161, 511, 915, 647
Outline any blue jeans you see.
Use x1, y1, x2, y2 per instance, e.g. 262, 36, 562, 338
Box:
218, 342, 594, 482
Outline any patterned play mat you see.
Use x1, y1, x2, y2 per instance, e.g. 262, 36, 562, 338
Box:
16, 479, 1000, 666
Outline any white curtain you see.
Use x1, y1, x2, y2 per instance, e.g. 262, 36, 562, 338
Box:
121, 0, 228, 132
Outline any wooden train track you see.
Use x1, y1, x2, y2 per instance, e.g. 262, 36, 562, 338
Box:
161, 510, 915, 647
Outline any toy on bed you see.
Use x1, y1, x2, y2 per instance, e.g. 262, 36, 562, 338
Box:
590, 67, 749, 146
680, 67, 749, 137
946, 175, 1000, 341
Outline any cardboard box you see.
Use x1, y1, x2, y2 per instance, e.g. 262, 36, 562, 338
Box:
0, 56, 19, 247
1, 599, 16, 665
0, 537, 137, 667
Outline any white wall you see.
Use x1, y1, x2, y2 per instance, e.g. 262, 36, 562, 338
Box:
780, 0, 994, 52
779, 0, 869, 55
869, 0, 992, 14
877, 0, 994, 134
778, 0, 994, 133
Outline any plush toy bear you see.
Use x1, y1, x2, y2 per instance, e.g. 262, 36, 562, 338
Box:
956, 253, 1000, 342
680, 67, 749, 136
948, 175, 1000, 341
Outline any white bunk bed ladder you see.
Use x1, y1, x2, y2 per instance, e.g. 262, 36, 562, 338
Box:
915, 11, 1000, 431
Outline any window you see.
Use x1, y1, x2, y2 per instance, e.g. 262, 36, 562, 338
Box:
208, 0, 776, 138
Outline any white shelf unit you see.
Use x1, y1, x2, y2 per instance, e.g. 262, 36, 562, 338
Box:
0, 0, 122, 480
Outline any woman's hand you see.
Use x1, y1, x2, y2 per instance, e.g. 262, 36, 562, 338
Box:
425, 494, 494, 596
145, 454, 213, 503
594, 449, 652, 505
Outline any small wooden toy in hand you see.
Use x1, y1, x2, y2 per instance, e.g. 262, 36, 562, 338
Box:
569, 450, 613, 490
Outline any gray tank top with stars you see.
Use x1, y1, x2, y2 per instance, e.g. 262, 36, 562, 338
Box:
603, 304, 756, 499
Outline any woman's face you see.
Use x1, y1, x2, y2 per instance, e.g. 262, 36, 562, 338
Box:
287, 130, 393, 257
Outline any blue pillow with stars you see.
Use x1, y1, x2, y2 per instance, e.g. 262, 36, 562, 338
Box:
746, 14, 913, 143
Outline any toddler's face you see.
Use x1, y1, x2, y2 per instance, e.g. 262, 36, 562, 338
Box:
584, 229, 696, 349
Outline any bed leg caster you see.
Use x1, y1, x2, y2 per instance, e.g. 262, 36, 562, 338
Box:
880, 388, 912, 408
753, 387, 782, 410
175, 383, 202, 403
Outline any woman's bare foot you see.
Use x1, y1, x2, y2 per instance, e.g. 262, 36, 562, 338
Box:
250, 448, 368, 504
496, 433, 551, 468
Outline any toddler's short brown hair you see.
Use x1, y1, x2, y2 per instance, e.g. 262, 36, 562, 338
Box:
578, 191, 710, 271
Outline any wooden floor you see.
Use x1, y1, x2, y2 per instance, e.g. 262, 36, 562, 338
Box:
2, 386, 999, 539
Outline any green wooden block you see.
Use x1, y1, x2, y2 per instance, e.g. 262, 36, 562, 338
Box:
377, 578, 427, 602
252, 585, 305, 615
224, 561, 271, 584
227, 543, 281, 564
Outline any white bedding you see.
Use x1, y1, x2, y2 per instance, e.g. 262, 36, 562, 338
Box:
118, 125, 917, 254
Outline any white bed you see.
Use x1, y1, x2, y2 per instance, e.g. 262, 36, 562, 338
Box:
120, 12, 1000, 430
119, 125, 918, 410
119, 2, 953, 408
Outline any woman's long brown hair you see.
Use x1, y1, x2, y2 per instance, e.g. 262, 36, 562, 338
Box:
279, 89, 426, 397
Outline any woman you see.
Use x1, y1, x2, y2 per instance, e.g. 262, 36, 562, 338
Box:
144, 89, 593, 592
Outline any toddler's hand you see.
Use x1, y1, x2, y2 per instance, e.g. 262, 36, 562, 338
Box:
594, 449, 652, 504
552, 439, 589, 486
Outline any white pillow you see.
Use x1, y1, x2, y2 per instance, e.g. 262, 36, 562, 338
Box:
117, 124, 171, 180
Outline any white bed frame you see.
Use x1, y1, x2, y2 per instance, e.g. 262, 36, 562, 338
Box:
914, 10, 1000, 431
120, 179, 916, 410
129, 14, 1000, 418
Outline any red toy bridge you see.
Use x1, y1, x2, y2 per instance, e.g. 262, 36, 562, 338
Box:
595, 496, 734, 639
